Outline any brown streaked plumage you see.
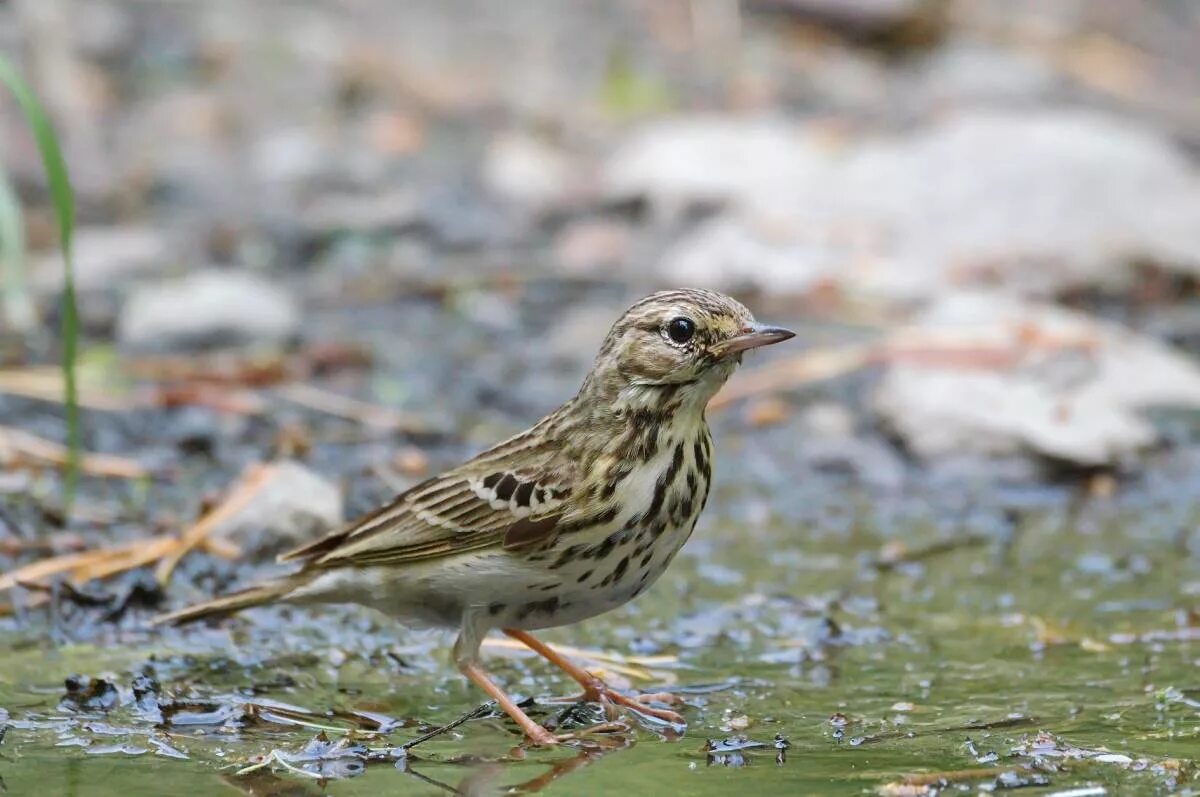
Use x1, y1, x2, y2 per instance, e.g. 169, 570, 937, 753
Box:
154, 289, 794, 746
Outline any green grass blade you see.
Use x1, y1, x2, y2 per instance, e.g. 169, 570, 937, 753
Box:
0, 55, 81, 505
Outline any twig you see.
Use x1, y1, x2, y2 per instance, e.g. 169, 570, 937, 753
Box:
0, 367, 129, 410
0, 424, 147, 479
398, 703, 496, 751
0, 535, 178, 615
154, 463, 274, 586
275, 383, 433, 434
710, 343, 876, 410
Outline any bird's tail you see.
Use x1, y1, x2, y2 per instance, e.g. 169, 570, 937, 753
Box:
151, 574, 305, 626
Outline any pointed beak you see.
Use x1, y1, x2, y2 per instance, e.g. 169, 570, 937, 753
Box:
710, 322, 796, 359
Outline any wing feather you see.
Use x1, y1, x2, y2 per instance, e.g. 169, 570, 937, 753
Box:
278, 428, 576, 569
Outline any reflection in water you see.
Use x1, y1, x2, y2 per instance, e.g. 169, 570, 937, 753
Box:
218, 732, 634, 795
402, 734, 635, 796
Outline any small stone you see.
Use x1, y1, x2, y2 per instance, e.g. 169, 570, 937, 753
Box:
481, 132, 575, 209
554, 220, 632, 273
117, 270, 301, 351
35, 226, 168, 292
798, 402, 856, 439
723, 714, 751, 731
301, 190, 422, 237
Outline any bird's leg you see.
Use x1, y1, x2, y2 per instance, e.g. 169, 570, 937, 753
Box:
503, 628, 685, 725
454, 620, 560, 746
457, 660, 559, 746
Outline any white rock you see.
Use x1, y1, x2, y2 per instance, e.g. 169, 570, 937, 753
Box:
117, 270, 300, 349
909, 43, 1058, 107
872, 292, 1200, 465
602, 116, 837, 217
209, 461, 343, 559
481, 132, 575, 209
654, 110, 1200, 301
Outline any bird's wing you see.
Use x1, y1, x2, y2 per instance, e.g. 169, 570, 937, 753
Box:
280, 431, 574, 569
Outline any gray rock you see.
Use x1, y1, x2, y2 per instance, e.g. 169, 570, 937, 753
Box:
209, 461, 343, 560
872, 292, 1200, 465
35, 226, 169, 292
798, 402, 857, 439
117, 270, 300, 350
300, 190, 423, 237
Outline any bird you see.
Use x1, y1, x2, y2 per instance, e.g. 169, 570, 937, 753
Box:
154, 288, 794, 746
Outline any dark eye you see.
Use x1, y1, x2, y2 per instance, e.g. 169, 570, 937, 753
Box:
666, 317, 695, 344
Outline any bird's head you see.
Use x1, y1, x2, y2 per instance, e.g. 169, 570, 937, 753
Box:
582, 289, 794, 409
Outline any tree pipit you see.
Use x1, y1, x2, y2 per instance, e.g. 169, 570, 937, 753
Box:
156, 289, 794, 746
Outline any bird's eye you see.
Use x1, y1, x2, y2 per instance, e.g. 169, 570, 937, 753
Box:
666, 317, 696, 344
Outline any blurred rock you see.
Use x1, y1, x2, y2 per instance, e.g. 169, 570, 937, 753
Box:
117, 270, 300, 350
34, 226, 168, 292
872, 292, 1200, 465
300, 190, 423, 237
251, 127, 329, 185
481, 132, 576, 209
209, 461, 343, 559
798, 402, 857, 439
907, 42, 1059, 109
602, 116, 836, 218
657, 110, 1200, 302
554, 219, 633, 273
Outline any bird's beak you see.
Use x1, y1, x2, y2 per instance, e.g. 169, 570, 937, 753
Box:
710, 322, 796, 359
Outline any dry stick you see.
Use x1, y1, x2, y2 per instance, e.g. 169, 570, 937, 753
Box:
0, 545, 120, 592
0, 424, 146, 478
709, 343, 878, 411
0, 535, 237, 594
398, 702, 496, 751
0, 536, 179, 613
709, 327, 1102, 411
275, 383, 433, 434
154, 463, 275, 586
0, 368, 129, 410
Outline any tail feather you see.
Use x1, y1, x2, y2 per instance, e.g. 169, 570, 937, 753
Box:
151, 576, 303, 626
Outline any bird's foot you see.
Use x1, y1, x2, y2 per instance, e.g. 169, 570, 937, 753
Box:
581, 682, 685, 725
525, 720, 628, 747
524, 726, 562, 747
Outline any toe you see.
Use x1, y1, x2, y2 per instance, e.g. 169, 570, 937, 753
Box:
526, 728, 561, 747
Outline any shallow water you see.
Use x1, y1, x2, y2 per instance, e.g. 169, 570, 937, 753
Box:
2, 469, 1197, 796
